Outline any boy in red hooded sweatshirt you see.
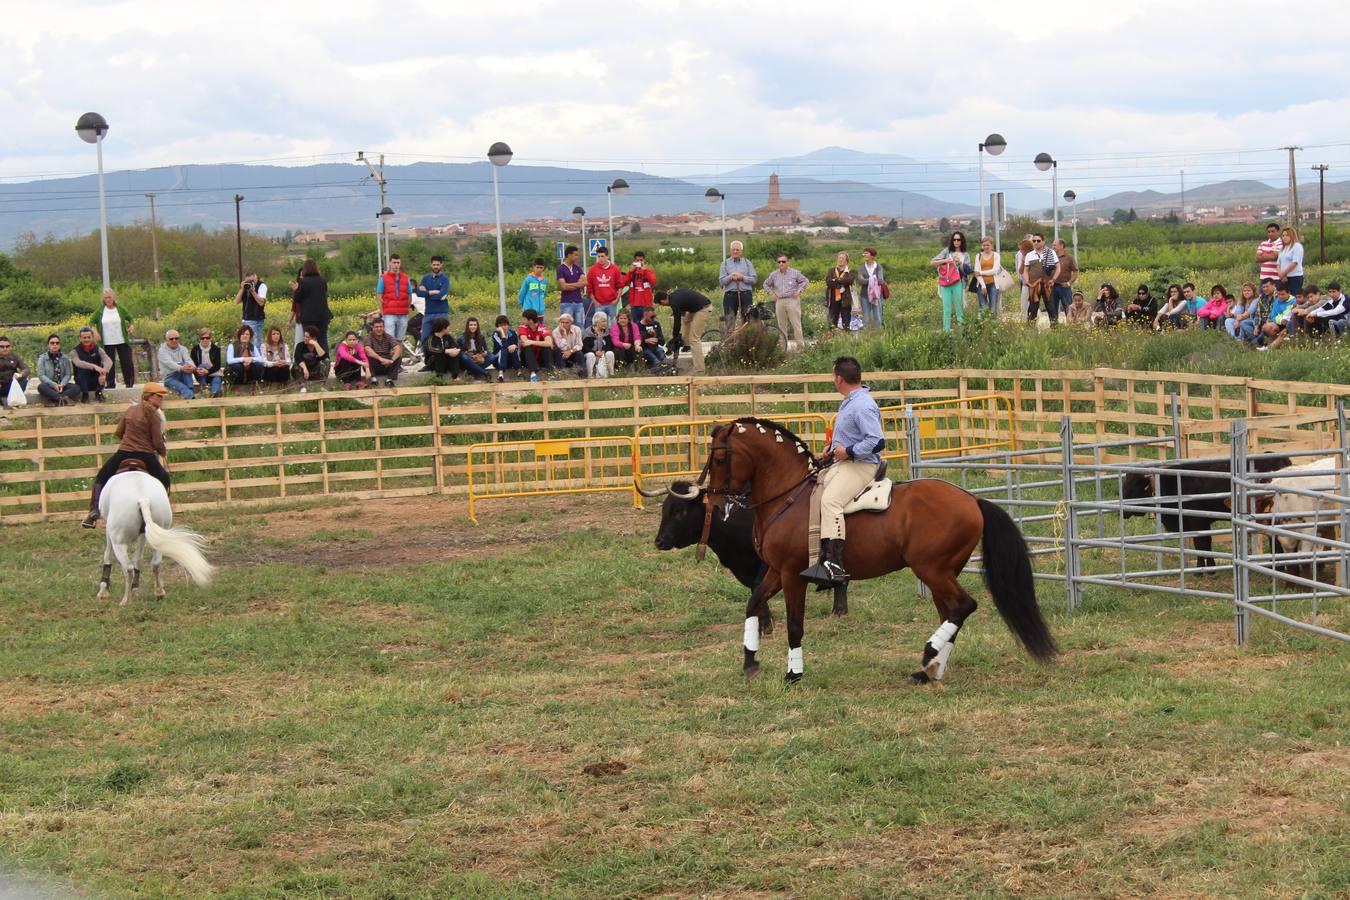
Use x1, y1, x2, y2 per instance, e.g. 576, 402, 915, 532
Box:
586, 248, 622, 326
620, 250, 657, 324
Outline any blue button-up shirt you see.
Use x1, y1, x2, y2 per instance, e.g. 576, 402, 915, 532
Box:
418, 273, 452, 317
832, 386, 884, 463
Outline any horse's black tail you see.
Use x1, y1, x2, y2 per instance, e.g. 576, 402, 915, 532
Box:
977, 498, 1057, 662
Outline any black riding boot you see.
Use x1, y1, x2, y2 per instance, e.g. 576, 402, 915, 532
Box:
81, 480, 104, 528
800, 538, 850, 587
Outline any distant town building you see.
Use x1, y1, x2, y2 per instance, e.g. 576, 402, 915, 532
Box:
749, 174, 802, 229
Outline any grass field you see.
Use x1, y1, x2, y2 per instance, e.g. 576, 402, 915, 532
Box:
1, 494, 1348, 898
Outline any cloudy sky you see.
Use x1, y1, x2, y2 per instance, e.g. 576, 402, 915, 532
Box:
5, 0, 1350, 198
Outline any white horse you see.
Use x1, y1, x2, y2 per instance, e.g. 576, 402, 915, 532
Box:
96, 468, 215, 606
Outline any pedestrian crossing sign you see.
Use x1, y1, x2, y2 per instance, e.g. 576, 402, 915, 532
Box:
589, 238, 607, 256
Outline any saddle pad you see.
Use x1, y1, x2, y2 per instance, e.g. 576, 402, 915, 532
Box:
842, 478, 894, 514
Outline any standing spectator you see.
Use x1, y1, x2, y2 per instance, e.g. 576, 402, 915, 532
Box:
762, 254, 810, 347
931, 231, 970, 331
71, 327, 112, 401
375, 253, 414, 340
417, 255, 451, 346
586, 248, 622, 325
1021, 234, 1056, 323
1014, 235, 1033, 318
1256, 222, 1283, 284
235, 271, 267, 352
1092, 285, 1123, 327
227, 325, 264, 388
260, 326, 291, 387
36, 335, 80, 405
1308, 281, 1349, 336
1125, 284, 1156, 326
582, 311, 616, 378
490, 314, 520, 382
655, 288, 712, 375
291, 259, 331, 356
157, 329, 197, 399
1065, 291, 1092, 328
460, 318, 491, 376
88, 288, 136, 388
856, 247, 888, 328
191, 329, 224, 397
552, 313, 585, 375
292, 326, 327, 389
363, 318, 403, 387
334, 331, 372, 388
974, 237, 1001, 316
1195, 285, 1229, 330
1049, 239, 1078, 324
1277, 227, 1304, 294
517, 309, 555, 382
0, 335, 31, 407
556, 246, 587, 327
637, 306, 670, 372
1153, 285, 1189, 330
518, 258, 550, 316
621, 251, 657, 325
1181, 283, 1204, 318
609, 308, 642, 371
824, 251, 855, 334
718, 240, 758, 329
1226, 282, 1261, 343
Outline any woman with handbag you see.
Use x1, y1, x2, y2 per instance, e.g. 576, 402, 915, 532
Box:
824, 251, 855, 334
856, 248, 888, 329
973, 237, 1005, 317
931, 232, 970, 331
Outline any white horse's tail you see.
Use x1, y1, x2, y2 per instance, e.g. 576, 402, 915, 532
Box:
137, 497, 215, 586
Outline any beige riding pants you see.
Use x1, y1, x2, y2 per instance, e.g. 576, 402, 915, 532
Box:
819, 459, 877, 540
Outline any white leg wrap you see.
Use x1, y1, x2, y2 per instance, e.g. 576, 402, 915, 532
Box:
787, 647, 804, 675
932, 642, 955, 680
927, 620, 959, 653
743, 617, 760, 653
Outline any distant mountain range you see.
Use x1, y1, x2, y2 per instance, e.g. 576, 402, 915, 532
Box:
2, 147, 1346, 250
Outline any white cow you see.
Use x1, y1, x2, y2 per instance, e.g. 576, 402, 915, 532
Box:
1267, 456, 1345, 581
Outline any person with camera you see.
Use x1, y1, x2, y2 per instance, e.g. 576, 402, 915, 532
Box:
620, 251, 657, 325
236, 271, 267, 353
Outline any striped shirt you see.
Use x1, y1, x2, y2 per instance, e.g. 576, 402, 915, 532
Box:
1257, 237, 1283, 281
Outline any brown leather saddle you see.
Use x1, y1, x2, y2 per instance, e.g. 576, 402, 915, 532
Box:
116, 459, 150, 475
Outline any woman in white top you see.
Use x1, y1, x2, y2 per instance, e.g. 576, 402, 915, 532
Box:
1152, 284, 1189, 331
974, 237, 1002, 317
1277, 226, 1304, 294
259, 325, 291, 387
88, 288, 137, 388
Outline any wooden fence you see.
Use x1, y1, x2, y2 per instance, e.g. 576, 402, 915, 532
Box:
3, 367, 1349, 524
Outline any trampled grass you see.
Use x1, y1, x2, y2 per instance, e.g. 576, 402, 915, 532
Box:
0, 495, 1346, 897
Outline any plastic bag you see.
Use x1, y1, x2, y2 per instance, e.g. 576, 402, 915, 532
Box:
5, 377, 26, 407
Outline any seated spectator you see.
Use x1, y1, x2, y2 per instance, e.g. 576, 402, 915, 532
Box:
157, 329, 198, 399
517, 309, 555, 382
1153, 285, 1189, 331
260, 326, 291, 387
292, 325, 326, 391
0, 335, 31, 407
637, 306, 671, 372
460, 317, 491, 377
334, 330, 371, 388
1195, 285, 1229, 330
1091, 284, 1123, 327
1286, 284, 1323, 336
1225, 282, 1261, 344
71, 326, 112, 401
1065, 291, 1092, 328
226, 325, 264, 388
425, 317, 484, 380
1125, 284, 1156, 326
551, 313, 585, 374
36, 334, 80, 405
1258, 285, 1297, 351
1182, 283, 1204, 319
191, 329, 224, 397
490, 315, 520, 382
609, 308, 643, 370
583, 311, 616, 378
1309, 281, 1348, 337
363, 318, 403, 387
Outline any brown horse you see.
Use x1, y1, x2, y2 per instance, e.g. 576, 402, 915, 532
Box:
700, 418, 1057, 683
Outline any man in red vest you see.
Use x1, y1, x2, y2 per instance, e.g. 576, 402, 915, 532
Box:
375, 254, 414, 341
586, 248, 622, 327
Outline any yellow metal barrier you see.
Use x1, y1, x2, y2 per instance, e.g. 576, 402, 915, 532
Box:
633, 414, 833, 496
467, 436, 639, 523
878, 393, 1017, 460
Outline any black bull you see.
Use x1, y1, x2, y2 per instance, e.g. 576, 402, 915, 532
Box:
1121, 455, 1291, 557
654, 481, 848, 626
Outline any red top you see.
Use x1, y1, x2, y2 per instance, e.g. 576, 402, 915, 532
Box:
620, 266, 657, 306
587, 262, 622, 305
379, 271, 412, 315
518, 321, 552, 344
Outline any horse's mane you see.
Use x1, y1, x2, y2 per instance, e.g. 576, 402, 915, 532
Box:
727, 417, 815, 460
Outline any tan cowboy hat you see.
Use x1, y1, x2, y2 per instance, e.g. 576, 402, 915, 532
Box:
141, 382, 169, 396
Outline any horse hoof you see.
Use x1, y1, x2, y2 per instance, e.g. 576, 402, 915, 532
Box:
831, 605, 848, 617
759, 617, 774, 637
96, 585, 109, 601
118, 598, 130, 608
784, 670, 804, 685
155, 589, 166, 599
909, 670, 931, 685
744, 663, 760, 680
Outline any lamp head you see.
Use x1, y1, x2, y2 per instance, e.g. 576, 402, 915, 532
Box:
610, 178, 629, 195
982, 133, 1007, 156
705, 187, 723, 203
1034, 153, 1055, 172
379, 206, 395, 218
487, 142, 513, 167
1063, 190, 1076, 203
75, 112, 109, 144
572, 206, 586, 219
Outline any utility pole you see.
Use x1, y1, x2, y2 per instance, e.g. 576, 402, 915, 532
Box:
358, 151, 388, 273
1285, 145, 1302, 225
1179, 170, 1185, 221
145, 192, 160, 286
1312, 164, 1329, 264
233, 194, 244, 282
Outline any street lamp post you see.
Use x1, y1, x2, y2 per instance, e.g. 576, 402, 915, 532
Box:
572, 206, 587, 265
1035, 153, 1059, 241
488, 142, 513, 317
705, 187, 727, 261
607, 178, 628, 261
233, 194, 245, 283
1063, 190, 1078, 260
978, 133, 1006, 241
75, 112, 111, 291
378, 205, 394, 274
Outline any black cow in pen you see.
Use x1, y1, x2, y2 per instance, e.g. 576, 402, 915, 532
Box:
654, 481, 847, 631
1121, 455, 1291, 557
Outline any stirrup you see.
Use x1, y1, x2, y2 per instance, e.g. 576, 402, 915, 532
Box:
799, 560, 837, 587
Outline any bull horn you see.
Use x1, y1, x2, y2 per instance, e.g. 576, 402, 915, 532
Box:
669, 483, 704, 500
635, 483, 672, 498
